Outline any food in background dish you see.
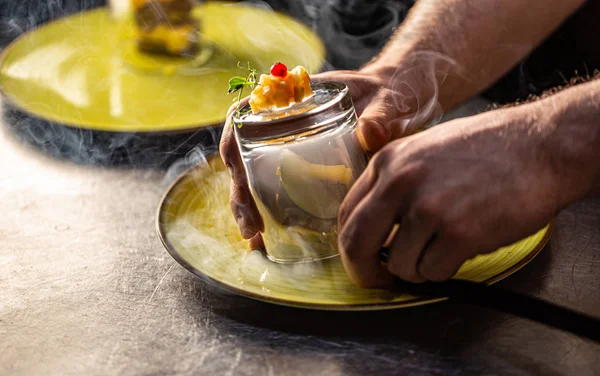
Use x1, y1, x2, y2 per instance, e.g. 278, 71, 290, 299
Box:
131, 0, 199, 57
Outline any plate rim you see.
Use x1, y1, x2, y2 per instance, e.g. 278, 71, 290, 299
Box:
156, 153, 553, 311
0, 5, 325, 134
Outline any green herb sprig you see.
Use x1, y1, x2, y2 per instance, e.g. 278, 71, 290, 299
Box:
228, 61, 259, 106
227, 62, 261, 128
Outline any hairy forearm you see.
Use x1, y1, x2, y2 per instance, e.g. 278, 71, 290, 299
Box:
363, 0, 586, 110
540, 79, 600, 203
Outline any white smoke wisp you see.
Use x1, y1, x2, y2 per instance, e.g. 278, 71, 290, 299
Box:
314, 1, 413, 70
388, 51, 459, 134
161, 128, 219, 186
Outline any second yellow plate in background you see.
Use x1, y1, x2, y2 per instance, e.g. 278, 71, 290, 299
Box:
0, 3, 325, 132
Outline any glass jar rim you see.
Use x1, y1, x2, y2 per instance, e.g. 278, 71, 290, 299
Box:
232, 82, 349, 126
233, 82, 355, 142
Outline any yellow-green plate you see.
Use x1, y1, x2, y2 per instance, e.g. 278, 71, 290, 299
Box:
157, 155, 552, 310
0, 3, 325, 132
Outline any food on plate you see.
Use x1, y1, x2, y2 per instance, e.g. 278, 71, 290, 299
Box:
249, 63, 314, 114
131, 0, 199, 57
228, 62, 314, 115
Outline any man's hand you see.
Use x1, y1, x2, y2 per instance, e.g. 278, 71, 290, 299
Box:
220, 70, 419, 246
219, 98, 264, 249
312, 70, 422, 153
337, 104, 565, 287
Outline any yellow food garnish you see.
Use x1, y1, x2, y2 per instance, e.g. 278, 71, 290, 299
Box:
249, 65, 314, 114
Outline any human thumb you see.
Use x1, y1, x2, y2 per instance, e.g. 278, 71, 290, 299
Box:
356, 90, 406, 153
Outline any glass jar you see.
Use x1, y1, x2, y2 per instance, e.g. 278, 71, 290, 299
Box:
233, 82, 367, 263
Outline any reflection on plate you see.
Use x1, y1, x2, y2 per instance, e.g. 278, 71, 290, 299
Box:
0, 3, 325, 132
157, 155, 552, 311
119, 35, 216, 77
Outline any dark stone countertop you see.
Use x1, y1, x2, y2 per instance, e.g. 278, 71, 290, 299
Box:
1, 99, 599, 375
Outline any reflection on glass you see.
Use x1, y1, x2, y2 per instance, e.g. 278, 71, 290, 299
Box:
234, 83, 367, 263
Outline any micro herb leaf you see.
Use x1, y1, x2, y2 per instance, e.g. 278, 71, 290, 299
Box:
228, 61, 262, 125
228, 76, 247, 94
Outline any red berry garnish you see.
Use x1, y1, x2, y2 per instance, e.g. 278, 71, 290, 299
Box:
270, 62, 287, 78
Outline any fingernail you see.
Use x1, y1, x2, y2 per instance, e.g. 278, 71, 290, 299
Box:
241, 225, 255, 239
359, 119, 388, 152
356, 121, 369, 152
248, 233, 264, 250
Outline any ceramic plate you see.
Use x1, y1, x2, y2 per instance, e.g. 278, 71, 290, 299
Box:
0, 3, 325, 132
157, 155, 552, 310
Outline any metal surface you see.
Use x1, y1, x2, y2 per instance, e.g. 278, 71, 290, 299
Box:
1, 98, 599, 375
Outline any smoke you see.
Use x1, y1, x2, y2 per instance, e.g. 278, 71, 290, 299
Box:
161, 139, 217, 185
3, 99, 222, 169
247, 0, 416, 71
389, 51, 459, 133
0, 0, 106, 48
315, 0, 415, 70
